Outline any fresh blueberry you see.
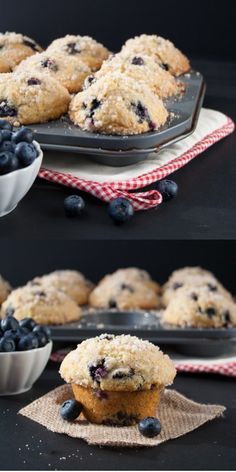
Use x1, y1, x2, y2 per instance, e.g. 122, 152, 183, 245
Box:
33, 324, 51, 341
108, 198, 134, 224
15, 142, 37, 167
0, 336, 15, 352
138, 417, 162, 438
0, 140, 16, 153
1, 315, 19, 332
0, 151, 16, 174
0, 101, 17, 117
19, 318, 37, 331
12, 127, 34, 144
60, 399, 83, 421
19, 327, 30, 335
5, 307, 15, 316
64, 195, 85, 217
34, 330, 48, 347
18, 333, 39, 351
156, 179, 178, 201
0, 129, 13, 141
4, 329, 21, 345
0, 119, 12, 131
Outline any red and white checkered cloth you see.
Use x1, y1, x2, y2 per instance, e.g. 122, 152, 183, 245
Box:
39, 109, 235, 211
50, 350, 236, 377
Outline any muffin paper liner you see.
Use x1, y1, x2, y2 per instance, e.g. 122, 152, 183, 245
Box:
39, 108, 235, 210
19, 384, 225, 447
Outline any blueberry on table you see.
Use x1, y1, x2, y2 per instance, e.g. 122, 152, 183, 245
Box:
15, 142, 37, 167
0, 119, 12, 131
18, 333, 39, 351
64, 195, 85, 217
1, 315, 19, 332
0, 151, 15, 175
138, 417, 162, 438
156, 179, 178, 201
108, 198, 134, 224
0, 336, 15, 352
12, 127, 34, 144
60, 399, 83, 421
34, 330, 48, 347
19, 317, 37, 331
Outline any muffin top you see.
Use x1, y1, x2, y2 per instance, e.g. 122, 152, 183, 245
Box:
1, 284, 81, 325
29, 269, 94, 305
69, 71, 168, 135
89, 267, 160, 310
60, 333, 176, 391
162, 266, 233, 306
162, 285, 236, 328
85, 52, 180, 99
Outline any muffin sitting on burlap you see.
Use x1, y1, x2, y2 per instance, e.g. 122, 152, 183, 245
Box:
59, 333, 176, 425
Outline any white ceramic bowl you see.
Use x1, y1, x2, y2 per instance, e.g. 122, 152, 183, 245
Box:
0, 341, 52, 395
0, 141, 43, 217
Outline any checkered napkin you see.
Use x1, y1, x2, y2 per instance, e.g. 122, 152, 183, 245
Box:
50, 350, 236, 378
39, 108, 234, 210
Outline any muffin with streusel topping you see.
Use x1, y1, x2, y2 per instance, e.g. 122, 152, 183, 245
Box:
89, 267, 160, 310
28, 270, 94, 305
162, 285, 236, 328
60, 333, 176, 425
1, 285, 81, 325
161, 266, 233, 307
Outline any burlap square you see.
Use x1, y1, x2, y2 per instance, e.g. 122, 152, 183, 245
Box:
19, 385, 225, 447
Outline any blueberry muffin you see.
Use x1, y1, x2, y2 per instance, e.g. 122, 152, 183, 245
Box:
89, 268, 160, 310
162, 286, 236, 328
1, 285, 81, 325
162, 266, 233, 307
29, 270, 94, 305
0, 274, 11, 305
47, 34, 110, 71
0, 71, 70, 126
69, 72, 168, 135
121, 34, 190, 76
0, 32, 42, 72
85, 52, 181, 99
15, 50, 92, 94
60, 333, 176, 425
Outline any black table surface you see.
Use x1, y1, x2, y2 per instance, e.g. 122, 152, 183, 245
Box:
0, 59, 235, 241
1, 362, 236, 471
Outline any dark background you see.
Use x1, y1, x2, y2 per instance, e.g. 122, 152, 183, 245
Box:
1, 0, 236, 61
0, 240, 235, 291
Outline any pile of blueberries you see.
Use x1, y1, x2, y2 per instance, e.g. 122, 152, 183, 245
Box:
0, 119, 39, 175
0, 315, 51, 352
60, 398, 162, 438
64, 179, 178, 224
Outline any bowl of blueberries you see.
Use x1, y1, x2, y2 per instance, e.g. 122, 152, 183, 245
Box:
0, 315, 52, 395
0, 119, 43, 217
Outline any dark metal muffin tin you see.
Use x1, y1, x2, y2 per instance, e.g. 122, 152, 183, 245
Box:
49, 310, 236, 357
29, 70, 206, 167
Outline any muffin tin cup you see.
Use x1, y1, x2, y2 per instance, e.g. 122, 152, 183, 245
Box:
49, 311, 236, 358
28, 71, 206, 167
